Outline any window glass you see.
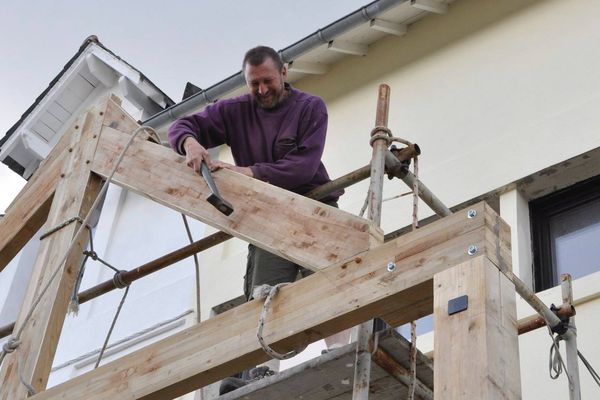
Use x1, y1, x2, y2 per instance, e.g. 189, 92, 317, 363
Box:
530, 175, 600, 291
550, 200, 600, 281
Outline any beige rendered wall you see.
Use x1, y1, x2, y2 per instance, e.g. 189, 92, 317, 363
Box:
297, 0, 600, 230
301, 0, 600, 397
198, 0, 600, 397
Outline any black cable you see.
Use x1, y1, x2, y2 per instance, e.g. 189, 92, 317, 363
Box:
578, 350, 600, 388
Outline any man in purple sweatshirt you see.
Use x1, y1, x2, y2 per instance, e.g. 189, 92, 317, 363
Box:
168, 45, 342, 301
169, 46, 347, 393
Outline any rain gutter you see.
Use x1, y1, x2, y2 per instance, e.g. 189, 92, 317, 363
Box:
143, 0, 409, 130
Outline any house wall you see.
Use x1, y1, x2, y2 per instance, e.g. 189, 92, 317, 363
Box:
288, 0, 600, 397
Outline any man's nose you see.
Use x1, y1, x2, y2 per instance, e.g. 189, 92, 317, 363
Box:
258, 83, 268, 95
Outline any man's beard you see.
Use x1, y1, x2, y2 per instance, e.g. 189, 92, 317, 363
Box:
256, 84, 285, 109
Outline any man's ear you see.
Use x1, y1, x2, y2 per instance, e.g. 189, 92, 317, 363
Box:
282, 63, 288, 79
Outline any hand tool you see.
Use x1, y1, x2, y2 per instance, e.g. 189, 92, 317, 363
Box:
200, 161, 234, 216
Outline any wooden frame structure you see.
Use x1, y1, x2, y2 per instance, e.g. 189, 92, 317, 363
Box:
0, 96, 522, 399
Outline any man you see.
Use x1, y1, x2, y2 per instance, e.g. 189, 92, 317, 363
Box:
168, 45, 342, 299
168, 45, 345, 393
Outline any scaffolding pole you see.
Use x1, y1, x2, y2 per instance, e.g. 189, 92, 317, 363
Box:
353, 84, 391, 399
561, 274, 581, 400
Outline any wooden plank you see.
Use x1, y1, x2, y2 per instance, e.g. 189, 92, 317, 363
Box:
91, 125, 379, 271
102, 96, 140, 134
380, 203, 511, 327
0, 102, 105, 398
30, 202, 506, 400
0, 116, 84, 272
0, 97, 133, 272
433, 256, 521, 400
221, 332, 432, 400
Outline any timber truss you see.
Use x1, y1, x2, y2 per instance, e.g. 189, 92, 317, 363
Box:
0, 95, 522, 399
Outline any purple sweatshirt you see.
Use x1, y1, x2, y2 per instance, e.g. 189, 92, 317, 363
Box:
168, 85, 342, 202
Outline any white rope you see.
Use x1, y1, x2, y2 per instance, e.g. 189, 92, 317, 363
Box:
256, 283, 307, 360
0, 126, 155, 379
547, 328, 572, 385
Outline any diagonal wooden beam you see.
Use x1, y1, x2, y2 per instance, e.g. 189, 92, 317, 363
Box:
30, 202, 510, 400
0, 95, 137, 273
91, 125, 381, 271
0, 101, 107, 398
0, 124, 74, 272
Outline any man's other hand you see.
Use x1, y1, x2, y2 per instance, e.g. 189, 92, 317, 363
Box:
211, 161, 254, 177
183, 137, 211, 173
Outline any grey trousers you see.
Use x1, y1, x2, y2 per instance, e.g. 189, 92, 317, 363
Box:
244, 244, 313, 300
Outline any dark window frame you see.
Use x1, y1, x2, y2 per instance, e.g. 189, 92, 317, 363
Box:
530, 174, 600, 291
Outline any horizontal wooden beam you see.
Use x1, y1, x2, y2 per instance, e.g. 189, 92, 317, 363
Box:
31, 202, 510, 400
91, 125, 380, 271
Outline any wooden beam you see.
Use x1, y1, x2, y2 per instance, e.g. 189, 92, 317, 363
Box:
433, 256, 521, 400
0, 96, 135, 273
102, 94, 140, 134
91, 125, 380, 271
0, 102, 106, 398
30, 202, 509, 400
0, 119, 75, 272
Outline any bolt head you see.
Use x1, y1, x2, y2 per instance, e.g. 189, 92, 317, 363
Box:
467, 245, 478, 256
467, 209, 477, 219
386, 261, 396, 272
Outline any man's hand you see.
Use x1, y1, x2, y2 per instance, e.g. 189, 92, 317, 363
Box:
211, 161, 254, 177
183, 137, 211, 173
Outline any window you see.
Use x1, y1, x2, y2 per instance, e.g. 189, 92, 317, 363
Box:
530, 175, 600, 291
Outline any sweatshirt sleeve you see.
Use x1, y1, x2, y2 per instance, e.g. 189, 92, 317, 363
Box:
167, 102, 228, 154
250, 98, 328, 191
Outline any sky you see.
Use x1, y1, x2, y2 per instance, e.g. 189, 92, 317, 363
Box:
0, 0, 369, 213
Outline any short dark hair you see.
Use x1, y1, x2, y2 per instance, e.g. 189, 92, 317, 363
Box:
242, 46, 284, 71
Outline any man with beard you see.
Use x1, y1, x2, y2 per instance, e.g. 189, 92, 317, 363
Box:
168, 45, 346, 394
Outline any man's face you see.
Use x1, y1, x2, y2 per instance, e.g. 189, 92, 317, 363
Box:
244, 58, 288, 109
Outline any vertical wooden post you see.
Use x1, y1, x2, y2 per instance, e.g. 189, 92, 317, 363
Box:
353, 84, 390, 400
0, 103, 105, 398
433, 256, 521, 400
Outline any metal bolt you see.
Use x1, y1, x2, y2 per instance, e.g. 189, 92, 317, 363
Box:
467, 209, 477, 219
467, 245, 478, 256
386, 261, 396, 272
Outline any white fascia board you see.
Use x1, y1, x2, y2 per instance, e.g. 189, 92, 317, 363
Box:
327, 40, 368, 56
86, 53, 119, 87
370, 19, 408, 36
88, 44, 141, 86
410, 0, 448, 14
89, 44, 168, 107
289, 60, 329, 75
118, 76, 163, 118
0, 132, 22, 162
